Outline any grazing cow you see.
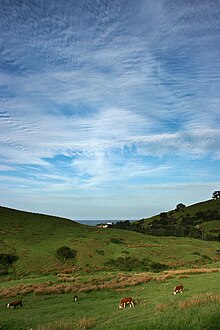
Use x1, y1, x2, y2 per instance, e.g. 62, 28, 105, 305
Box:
73, 295, 78, 302
6, 300, 22, 308
119, 297, 134, 309
174, 285, 184, 295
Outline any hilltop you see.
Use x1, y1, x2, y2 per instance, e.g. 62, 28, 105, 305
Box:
111, 199, 220, 241
140, 199, 220, 240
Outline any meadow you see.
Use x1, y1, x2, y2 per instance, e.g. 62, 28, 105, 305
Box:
0, 205, 220, 329
1, 270, 220, 329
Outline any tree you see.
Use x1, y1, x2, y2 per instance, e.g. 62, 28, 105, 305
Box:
0, 253, 19, 265
212, 191, 220, 200
176, 203, 186, 210
56, 246, 77, 261
160, 212, 167, 219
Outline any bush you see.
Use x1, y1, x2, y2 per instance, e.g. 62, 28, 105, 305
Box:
110, 238, 124, 244
121, 250, 129, 254
105, 257, 152, 271
96, 249, 105, 255
150, 262, 168, 272
56, 246, 77, 261
201, 254, 212, 261
0, 253, 19, 266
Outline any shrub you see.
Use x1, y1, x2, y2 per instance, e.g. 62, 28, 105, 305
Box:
96, 249, 105, 255
121, 250, 129, 254
105, 256, 152, 271
56, 246, 77, 261
0, 253, 19, 265
110, 237, 124, 244
192, 251, 201, 256
150, 262, 168, 272
201, 254, 212, 261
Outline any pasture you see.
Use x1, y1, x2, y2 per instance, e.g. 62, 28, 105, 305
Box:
0, 205, 220, 329
1, 270, 220, 329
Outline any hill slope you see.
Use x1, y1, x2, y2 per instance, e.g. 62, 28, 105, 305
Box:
127, 199, 220, 240
0, 205, 220, 276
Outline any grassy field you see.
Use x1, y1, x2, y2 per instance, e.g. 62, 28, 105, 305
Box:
0, 205, 220, 329
0, 205, 220, 276
1, 270, 220, 329
200, 220, 220, 233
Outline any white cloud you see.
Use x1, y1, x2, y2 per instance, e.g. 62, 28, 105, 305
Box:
0, 0, 219, 219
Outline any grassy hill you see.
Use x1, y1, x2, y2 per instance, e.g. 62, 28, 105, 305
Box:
129, 199, 220, 240
0, 205, 220, 329
0, 205, 220, 276
141, 199, 220, 223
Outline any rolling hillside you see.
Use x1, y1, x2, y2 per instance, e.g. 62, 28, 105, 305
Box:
125, 199, 220, 240
0, 205, 220, 330
141, 199, 220, 223
0, 205, 220, 276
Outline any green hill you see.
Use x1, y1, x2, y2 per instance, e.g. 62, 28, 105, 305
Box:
0, 205, 220, 330
125, 199, 220, 240
0, 204, 220, 276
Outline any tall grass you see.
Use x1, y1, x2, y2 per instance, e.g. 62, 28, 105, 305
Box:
179, 293, 220, 309
78, 318, 96, 329
1, 267, 219, 298
1, 271, 220, 330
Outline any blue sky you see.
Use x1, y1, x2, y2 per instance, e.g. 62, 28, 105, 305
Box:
0, 0, 220, 220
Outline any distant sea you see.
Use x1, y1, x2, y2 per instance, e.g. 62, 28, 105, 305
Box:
76, 220, 135, 226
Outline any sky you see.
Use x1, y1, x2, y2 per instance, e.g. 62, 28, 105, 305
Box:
0, 0, 220, 220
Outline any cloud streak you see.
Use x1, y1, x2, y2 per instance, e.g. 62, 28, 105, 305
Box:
0, 0, 219, 219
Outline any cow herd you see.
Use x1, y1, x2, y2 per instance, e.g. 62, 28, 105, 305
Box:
5, 285, 184, 311
118, 285, 184, 309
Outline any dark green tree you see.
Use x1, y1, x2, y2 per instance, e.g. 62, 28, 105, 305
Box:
212, 191, 220, 200
0, 253, 18, 265
176, 203, 186, 210
56, 246, 77, 261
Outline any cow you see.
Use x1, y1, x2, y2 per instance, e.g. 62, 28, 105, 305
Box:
119, 297, 135, 309
174, 285, 184, 295
73, 295, 78, 302
6, 300, 22, 308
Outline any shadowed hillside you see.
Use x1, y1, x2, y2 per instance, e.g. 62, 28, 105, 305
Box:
111, 200, 220, 241
141, 199, 220, 240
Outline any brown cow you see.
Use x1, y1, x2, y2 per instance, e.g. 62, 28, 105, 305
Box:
174, 285, 184, 295
6, 300, 22, 308
119, 297, 134, 309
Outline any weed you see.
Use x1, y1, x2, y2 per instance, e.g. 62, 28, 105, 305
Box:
78, 317, 96, 329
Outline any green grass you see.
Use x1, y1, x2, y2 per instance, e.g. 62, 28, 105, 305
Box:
201, 220, 220, 233
1, 271, 220, 329
1, 205, 220, 276
0, 205, 220, 329
140, 199, 220, 224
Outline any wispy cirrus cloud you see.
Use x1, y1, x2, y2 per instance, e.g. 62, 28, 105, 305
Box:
0, 0, 219, 219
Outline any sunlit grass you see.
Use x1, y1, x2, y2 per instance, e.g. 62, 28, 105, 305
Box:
1, 271, 220, 329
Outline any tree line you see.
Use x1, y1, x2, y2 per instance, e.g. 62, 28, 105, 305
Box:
109, 208, 220, 241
